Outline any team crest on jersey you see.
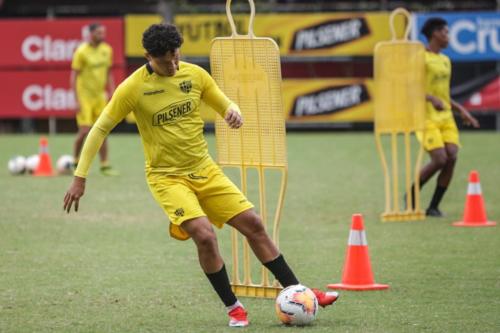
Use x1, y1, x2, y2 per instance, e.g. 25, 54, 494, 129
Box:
179, 80, 192, 93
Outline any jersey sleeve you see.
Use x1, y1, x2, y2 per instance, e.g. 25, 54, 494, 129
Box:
73, 82, 137, 178
198, 66, 233, 117
71, 47, 84, 71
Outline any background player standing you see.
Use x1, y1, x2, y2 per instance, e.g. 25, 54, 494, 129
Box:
63, 23, 338, 327
414, 18, 480, 216
71, 22, 118, 175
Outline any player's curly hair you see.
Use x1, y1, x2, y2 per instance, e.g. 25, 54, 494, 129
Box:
142, 23, 184, 57
421, 17, 447, 41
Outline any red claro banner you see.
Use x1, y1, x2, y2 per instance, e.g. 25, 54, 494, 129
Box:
0, 69, 125, 118
0, 18, 124, 68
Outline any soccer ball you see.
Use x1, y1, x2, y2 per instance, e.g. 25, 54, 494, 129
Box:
56, 155, 75, 175
8, 156, 27, 175
275, 284, 318, 326
25, 154, 40, 174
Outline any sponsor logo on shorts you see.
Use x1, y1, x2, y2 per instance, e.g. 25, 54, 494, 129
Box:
188, 173, 207, 180
179, 80, 192, 93
144, 89, 165, 96
175, 208, 185, 217
152, 99, 193, 125
290, 84, 370, 117
290, 17, 370, 51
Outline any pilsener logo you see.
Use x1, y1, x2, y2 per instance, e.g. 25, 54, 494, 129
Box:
153, 99, 193, 125
291, 18, 370, 51
291, 84, 369, 117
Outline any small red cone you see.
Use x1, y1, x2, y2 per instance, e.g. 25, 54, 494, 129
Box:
33, 137, 54, 177
327, 214, 389, 291
453, 171, 496, 227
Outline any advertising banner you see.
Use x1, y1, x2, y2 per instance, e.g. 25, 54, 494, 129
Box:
413, 12, 500, 61
283, 79, 374, 122
0, 18, 124, 68
0, 69, 125, 118
125, 13, 404, 57
200, 79, 374, 124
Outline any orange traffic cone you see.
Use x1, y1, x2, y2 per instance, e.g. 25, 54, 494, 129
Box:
327, 214, 389, 291
453, 171, 496, 227
34, 136, 54, 177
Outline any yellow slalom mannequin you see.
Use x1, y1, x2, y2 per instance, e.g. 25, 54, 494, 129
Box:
374, 8, 426, 221
211, 0, 287, 298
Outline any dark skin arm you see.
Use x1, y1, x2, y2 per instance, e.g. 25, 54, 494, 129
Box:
451, 99, 480, 128
63, 176, 86, 213
426, 94, 480, 128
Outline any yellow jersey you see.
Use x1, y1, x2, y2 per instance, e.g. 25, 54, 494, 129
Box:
71, 42, 113, 98
425, 51, 453, 122
74, 61, 234, 178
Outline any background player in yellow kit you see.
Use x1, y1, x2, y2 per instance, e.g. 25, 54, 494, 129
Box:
71, 22, 118, 175
414, 18, 480, 217
63, 23, 338, 327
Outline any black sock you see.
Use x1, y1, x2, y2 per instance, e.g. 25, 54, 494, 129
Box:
263, 254, 299, 288
429, 185, 447, 209
205, 265, 237, 307
409, 180, 426, 209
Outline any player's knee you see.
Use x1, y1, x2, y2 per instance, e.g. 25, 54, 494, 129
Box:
245, 213, 267, 239
446, 152, 457, 165
193, 229, 218, 251
433, 154, 447, 169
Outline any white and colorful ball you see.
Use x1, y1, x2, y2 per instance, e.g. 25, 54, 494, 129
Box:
8, 156, 27, 175
56, 155, 75, 175
275, 284, 318, 326
25, 154, 40, 174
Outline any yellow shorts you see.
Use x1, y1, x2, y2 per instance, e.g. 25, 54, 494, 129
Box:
147, 162, 254, 241
417, 118, 460, 151
76, 95, 107, 127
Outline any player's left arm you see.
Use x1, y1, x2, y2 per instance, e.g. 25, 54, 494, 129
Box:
451, 99, 480, 128
198, 67, 242, 129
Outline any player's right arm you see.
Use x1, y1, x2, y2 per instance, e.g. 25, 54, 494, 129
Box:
63, 81, 137, 213
426, 94, 445, 111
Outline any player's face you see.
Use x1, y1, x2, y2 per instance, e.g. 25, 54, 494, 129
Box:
434, 25, 449, 48
91, 26, 106, 44
148, 48, 180, 77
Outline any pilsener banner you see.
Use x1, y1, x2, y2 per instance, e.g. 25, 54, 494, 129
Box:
0, 69, 125, 118
0, 18, 124, 68
413, 12, 500, 61
200, 79, 374, 123
125, 13, 404, 57
283, 79, 374, 122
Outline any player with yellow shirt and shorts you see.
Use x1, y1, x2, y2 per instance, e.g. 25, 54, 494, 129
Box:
63, 23, 338, 328
413, 18, 479, 217
71, 22, 118, 176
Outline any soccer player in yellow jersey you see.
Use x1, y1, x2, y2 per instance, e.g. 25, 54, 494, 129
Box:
71, 22, 118, 176
63, 23, 338, 327
414, 18, 479, 217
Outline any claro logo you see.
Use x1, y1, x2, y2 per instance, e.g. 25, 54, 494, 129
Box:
291, 84, 370, 117
291, 18, 370, 51
22, 85, 76, 111
21, 35, 81, 62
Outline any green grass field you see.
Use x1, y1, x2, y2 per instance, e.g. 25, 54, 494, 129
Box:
1, 132, 499, 333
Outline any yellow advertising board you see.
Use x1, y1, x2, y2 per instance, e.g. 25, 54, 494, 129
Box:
200, 79, 374, 124
125, 13, 404, 57
282, 79, 374, 122
125, 14, 163, 57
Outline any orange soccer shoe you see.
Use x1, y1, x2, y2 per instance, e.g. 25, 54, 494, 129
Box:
311, 289, 340, 308
228, 306, 249, 327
